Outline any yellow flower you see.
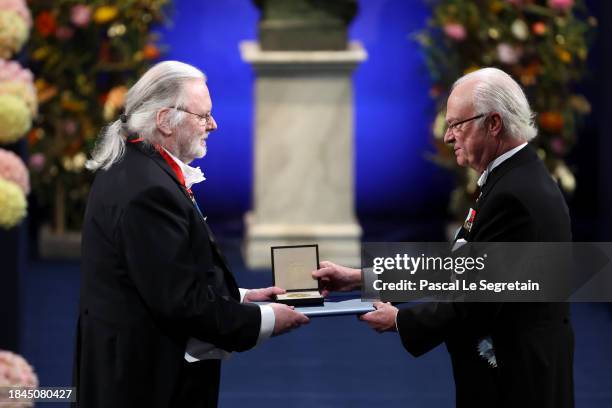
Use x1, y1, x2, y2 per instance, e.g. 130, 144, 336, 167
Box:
0, 10, 29, 59
0, 81, 38, 116
0, 94, 31, 144
32, 46, 50, 61
93, 6, 119, 24
103, 85, 127, 120
61, 155, 74, 172
60, 92, 86, 112
432, 111, 446, 140
0, 178, 27, 229
464, 65, 480, 75
554, 162, 576, 194
489, 1, 505, 14
488, 28, 500, 40
569, 95, 591, 114
556, 47, 572, 63
72, 152, 87, 171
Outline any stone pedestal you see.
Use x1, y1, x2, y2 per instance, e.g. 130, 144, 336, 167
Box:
39, 225, 81, 259
240, 41, 366, 269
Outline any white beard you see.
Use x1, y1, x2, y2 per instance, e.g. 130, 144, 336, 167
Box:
193, 136, 207, 158
176, 128, 208, 163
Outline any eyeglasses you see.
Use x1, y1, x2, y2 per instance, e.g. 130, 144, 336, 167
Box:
445, 113, 485, 136
170, 106, 213, 127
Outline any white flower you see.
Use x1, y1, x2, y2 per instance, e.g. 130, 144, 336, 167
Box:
511, 19, 529, 41
555, 162, 576, 193
477, 336, 497, 368
497, 43, 522, 65
72, 152, 87, 171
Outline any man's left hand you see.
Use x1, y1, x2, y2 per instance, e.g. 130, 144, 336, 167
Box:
244, 286, 286, 302
359, 302, 398, 333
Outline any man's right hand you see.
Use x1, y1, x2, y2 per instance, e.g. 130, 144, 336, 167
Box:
311, 261, 362, 296
269, 303, 309, 336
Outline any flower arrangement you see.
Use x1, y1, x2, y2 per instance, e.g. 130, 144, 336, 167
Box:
0, 148, 30, 194
0, 59, 37, 115
0, 0, 32, 230
0, 94, 31, 144
417, 0, 595, 219
0, 350, 38, 407
0, 178, 27, 229
0, 0, 32, 26
0, 0, 30, 59
26, 0, 171, 232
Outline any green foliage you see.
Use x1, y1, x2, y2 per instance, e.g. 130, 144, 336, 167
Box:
27, 0, 171, 230
418, 0, 595, 219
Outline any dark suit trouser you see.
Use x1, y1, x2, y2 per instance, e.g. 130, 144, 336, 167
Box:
446, 334, 500, 408
171, 359, 221, 408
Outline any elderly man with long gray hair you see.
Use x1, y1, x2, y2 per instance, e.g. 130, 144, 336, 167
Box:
75, 60, 309, 408
313, 67, 574, 407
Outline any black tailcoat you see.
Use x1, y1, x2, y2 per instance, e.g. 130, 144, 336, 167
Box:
74, 142, 261, 407
397, 145, 574, 407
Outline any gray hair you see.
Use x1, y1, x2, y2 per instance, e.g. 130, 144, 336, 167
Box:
86, 60, 206, 171
452, 67, 537, 142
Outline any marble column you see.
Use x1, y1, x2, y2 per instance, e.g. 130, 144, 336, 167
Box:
240, 40, 367, 269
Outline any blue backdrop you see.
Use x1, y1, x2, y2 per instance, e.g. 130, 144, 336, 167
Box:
159, 0, 453, 223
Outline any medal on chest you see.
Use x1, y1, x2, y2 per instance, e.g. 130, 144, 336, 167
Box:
463, 207, 477, 232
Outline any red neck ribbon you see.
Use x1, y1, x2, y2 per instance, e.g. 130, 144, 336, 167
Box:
128, 137, 192, 196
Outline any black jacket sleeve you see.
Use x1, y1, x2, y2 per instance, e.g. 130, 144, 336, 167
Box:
120, 185, 261, 352
397, 192, 531, 357
396, 301, 463, 357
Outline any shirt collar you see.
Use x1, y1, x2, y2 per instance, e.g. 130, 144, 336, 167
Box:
477, 142, 527, 187
162, 148, 206, 189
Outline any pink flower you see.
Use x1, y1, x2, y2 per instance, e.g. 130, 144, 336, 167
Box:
0, 148, 29, 194
0, 0, 32, 27
55, 26, 74, 40
548, 0, 574, 11
70, 4, 91, 27
29, 152, 45, 171
0, 59, 34, 84
551, 137, 566, 155
63, 119, 77, 135
0, 350, 37, 387
444, 23, 467, 41
497, 43, 522, 64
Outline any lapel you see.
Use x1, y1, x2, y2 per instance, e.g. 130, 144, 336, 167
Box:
476, 144, 538, 210
128, 142, 238, 294
466, 145, 538, 241
129, 141, 185, 194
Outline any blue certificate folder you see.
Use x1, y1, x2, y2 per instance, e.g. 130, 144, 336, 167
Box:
295, 298, 374, 317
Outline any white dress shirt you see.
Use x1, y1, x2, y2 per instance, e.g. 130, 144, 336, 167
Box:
162, 148, 275, 362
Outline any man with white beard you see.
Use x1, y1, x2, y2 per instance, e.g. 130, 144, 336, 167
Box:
75, 61, 309, 408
